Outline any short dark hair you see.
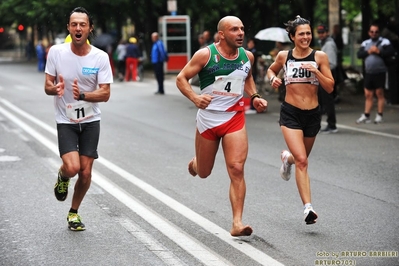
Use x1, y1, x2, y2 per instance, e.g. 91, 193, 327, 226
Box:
68, 7, 93, 27
369, 23, 380, 30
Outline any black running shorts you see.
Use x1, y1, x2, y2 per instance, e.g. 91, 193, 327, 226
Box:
57, 121, 100, 158
279, 102, 321, 137
364, 72, 386, 90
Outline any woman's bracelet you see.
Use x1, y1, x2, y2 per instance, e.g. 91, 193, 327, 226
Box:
269, 76, 276, 85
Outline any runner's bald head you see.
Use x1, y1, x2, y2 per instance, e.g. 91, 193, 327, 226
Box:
217, 16, 241, 31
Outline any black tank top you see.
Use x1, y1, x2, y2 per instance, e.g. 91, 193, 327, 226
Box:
283, 50, 319, 85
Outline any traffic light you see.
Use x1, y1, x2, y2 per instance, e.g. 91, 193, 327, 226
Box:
0, 27, 4, 33
17, 24, 24, 32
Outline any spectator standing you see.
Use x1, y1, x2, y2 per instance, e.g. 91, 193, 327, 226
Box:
36, 40, 46, 72
125, 37, 142, 82
317, 24, 338, 133
331, 24, 344, 65
116, 39, 127, 81
151, 32, 168, 95
356, 23, 396, 124
331, 24, 345, 102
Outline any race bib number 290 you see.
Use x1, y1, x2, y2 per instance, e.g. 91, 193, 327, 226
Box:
66, 101, 94, 123
286, 61, 317, 83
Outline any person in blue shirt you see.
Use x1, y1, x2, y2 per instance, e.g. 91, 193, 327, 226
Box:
36, 41, 46, 72
151, 32, 168, 94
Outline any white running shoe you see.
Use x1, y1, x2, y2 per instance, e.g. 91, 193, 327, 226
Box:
374, 114, 383, 124
304, 206, 318, 225
279, 150, 292, 181
356, 114, 371, 124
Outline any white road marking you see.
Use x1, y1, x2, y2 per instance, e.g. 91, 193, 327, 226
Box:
118, 218, 189, 266
0, 98, 284, 266
0, 155, 21, 162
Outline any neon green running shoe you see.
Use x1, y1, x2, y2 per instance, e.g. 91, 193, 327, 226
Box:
54, 171, 70, 201
67, 212, 86, 231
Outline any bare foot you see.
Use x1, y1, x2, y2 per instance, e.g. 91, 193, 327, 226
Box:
230, 224, 253, 237
188, 158, 197, 177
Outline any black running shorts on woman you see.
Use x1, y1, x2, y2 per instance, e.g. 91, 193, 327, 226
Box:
279, 101, 321, 137
57, 121, 100, 158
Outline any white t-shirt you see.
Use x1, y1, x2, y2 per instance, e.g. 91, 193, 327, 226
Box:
45, 43, 113, 124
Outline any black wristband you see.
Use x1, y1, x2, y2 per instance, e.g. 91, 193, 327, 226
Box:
78, 93, 85, 101
250, 93, 261, 106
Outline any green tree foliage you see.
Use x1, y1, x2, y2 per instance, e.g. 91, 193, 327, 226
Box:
0, 0, 396, 50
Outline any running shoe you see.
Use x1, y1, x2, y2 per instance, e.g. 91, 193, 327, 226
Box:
54, 171, 69, 201
356, 114, 371, 124
67, 212, 86, 231
304, 206, 318, 225
374, 114, 383, 124
320, 126, 338, 134
280, 150, 292, 181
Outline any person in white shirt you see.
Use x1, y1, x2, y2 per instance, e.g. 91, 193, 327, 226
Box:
44, 7, 113, 231
115, 39, 127, 81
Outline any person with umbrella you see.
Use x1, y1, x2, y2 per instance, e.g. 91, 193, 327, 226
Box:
267, 15, 334, 225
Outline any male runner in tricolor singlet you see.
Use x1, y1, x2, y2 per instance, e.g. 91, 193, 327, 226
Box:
176, 16, 267, 237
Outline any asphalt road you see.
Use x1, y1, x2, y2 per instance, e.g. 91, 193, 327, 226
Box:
0, 61, 398, 266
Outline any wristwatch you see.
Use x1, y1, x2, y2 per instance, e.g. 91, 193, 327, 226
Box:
78, 93, 85, 101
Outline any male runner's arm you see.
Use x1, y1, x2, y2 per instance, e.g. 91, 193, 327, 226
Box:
45, 73, 64, 97
72, 80, 110, 102
176, 48, 213, 109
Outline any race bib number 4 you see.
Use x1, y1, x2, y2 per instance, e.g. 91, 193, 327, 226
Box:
286, 61, 317, 83
212, 75, 243, 97
66, 101, 94, 123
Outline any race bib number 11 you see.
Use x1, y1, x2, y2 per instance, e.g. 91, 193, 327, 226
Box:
66, 101, 94, 123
